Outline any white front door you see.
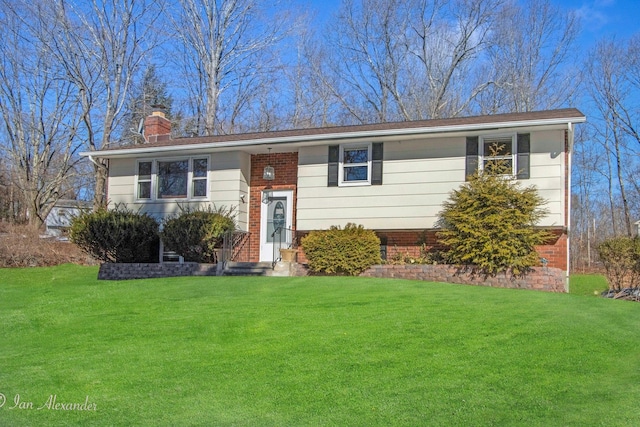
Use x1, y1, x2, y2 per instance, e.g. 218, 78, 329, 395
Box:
260, 190, 293, 262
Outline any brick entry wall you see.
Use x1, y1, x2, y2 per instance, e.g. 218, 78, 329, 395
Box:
248, 152, 298, 262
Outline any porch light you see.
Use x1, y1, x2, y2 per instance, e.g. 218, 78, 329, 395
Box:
263, 148, 275, 181
262, 190, 272, 204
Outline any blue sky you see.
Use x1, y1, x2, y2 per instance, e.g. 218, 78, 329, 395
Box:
299, 0, 640, 46
566, 0, 640, 43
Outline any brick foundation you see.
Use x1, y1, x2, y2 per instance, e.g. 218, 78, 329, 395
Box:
360, 264, 566, 292
534, 229, 567, 271
295, 228, 568, 272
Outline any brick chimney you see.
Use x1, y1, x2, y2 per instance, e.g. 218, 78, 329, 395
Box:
143, 110, 171, 143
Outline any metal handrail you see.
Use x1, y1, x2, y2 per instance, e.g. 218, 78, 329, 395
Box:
220, 230, 250, 269
271, 226, 295, 267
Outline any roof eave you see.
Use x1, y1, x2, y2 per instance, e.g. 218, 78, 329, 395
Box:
81, 115, 586, 159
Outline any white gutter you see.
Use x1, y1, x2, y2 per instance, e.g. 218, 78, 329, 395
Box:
81, 115, 586, 158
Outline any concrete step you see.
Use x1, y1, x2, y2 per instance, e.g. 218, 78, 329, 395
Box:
222, 262, 273, 276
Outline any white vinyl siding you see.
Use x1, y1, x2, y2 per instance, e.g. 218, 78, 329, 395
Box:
135, 157, 209, 201
297, 129, 566, 230
107, 151, 250, 231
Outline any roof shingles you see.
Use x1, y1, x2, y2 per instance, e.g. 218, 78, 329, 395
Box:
102, 108, 585, 152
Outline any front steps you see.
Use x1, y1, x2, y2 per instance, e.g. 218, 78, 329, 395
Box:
221, 262, 274, 276
220, 261, 297, 276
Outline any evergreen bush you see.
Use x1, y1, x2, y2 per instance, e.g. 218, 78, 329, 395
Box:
70, 206, 159, 263
301, 223, 381, 275
437, 169, 551, 275
597, 236, 640, 291
160, 206, 236, 263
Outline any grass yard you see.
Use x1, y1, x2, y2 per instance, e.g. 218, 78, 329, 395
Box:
0, 265, 638, 426
570, 274, 609, 296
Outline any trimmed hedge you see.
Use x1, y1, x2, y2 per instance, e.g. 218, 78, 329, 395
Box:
70, 207, 159, 263
301, 223, 381, 275
160, 207, 236, 263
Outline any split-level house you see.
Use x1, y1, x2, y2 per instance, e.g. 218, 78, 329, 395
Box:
83, 108, 585, 277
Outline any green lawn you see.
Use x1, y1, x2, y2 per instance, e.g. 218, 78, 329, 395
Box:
570, 273, 609, 296
0, 265, 638, 426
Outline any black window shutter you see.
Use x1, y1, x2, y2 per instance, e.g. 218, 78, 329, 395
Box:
516, 133, 530, 180
328, 145, 339, 187
465, 136, 479, 181
371, 142, 383, 185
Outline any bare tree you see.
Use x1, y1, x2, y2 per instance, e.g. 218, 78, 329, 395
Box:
585, 37, 640, 236
0, 2, 83, 227
173, 0, 290, 136
315, 0, 501, 124
285, 27, 345, 128
31, 0, 165, 208
478, 0, 580, 113
406, 0, 500, 119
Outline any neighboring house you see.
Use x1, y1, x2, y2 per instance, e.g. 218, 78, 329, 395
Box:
45, 199, 92, 237
83, 109, 586, 276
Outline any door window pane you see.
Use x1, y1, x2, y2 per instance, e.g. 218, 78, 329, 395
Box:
267, 198, 286, 243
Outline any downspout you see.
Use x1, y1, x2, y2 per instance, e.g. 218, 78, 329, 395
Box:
566, 124, 572, 292
87, 154, 100, 167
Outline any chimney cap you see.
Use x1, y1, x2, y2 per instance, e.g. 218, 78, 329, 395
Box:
150, 104, 167, 118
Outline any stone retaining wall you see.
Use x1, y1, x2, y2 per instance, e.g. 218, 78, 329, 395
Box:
98, 261, 566, 292
360, 264, 566, 292
98, 262, 218, 280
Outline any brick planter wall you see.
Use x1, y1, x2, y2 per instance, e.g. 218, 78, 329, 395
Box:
98, 263, 218, 280
359, 264, 566, 292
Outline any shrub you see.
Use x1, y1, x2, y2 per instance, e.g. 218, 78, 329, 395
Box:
160, 206, 236, 263
597, 236, 640, 291
0, 223, 96, 267
387, 248, 440, 265
70, 206, 160, 263
437, 170, 552, 275
301, 223, 381, 275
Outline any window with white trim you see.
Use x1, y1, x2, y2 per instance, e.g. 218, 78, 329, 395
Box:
480, 135, 516, 175
466, 133, 530, 180
340, 143, 371, 185
137, 161, 152, 199
136, 157, 209, 201
192, 158, 208, 197
158, 159, 189, 198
